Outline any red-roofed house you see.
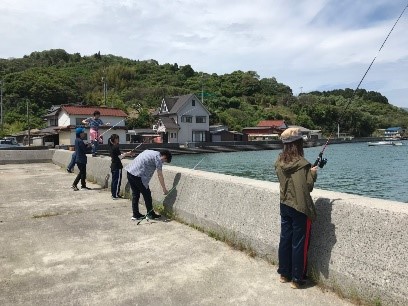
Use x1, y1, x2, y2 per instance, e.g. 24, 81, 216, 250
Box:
257, 120, 288, 129
44, 105, 128, 146
242, 120, 288, 141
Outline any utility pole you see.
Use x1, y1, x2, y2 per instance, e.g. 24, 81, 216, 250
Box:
201, 72, 204, 104
102, 77, 107, 105
26, 100, 30, 146
0, 80, 3, 133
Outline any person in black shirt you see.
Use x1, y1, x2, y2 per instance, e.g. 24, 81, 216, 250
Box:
108, 134, 133, 199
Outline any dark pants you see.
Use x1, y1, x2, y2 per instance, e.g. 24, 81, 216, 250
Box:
92, 139, 99, 155
67, 152, 76, 171
111, 169, 122, 197
278, 203, 312, 283
73, 162, 87, 187
127, 172, 153, 217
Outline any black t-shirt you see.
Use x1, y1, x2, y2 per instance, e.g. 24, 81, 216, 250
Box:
109, 144, 123, 170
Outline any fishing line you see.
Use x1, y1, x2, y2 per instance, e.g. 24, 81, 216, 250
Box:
136, 185, 178, 225
193, 156, 206, 170
313, 2, 408, 167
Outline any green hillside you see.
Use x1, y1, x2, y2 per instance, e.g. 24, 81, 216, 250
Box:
1, 49, 407, 137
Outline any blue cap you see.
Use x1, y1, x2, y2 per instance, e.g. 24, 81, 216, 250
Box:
76, 127, 85, 134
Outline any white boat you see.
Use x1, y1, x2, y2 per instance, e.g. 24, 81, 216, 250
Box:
368, 140, 403, 146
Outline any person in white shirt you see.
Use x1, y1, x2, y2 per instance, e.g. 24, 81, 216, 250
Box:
125, 149, 172, 220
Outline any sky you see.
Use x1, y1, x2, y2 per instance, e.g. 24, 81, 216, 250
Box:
1, 0, 408, 108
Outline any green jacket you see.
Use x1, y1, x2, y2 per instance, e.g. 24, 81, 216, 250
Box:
274, 156, 317, 221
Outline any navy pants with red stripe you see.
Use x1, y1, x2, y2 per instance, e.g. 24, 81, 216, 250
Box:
278, 203, 311, 283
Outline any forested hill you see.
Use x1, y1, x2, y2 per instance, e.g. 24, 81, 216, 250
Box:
1, 49, 407, 137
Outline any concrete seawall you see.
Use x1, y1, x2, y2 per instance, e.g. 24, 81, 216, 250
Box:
23, 149, 408, 305
0, 149, 54, 164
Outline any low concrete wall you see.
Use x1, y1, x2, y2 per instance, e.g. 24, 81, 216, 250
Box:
51, 149, 408, 305
0, 149, 54, 164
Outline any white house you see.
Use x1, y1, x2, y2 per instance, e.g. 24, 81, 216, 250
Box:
155, 94, 210, 143
44, 105, 128, 146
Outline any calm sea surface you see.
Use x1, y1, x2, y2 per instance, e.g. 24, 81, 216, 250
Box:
171, 141, 408, 203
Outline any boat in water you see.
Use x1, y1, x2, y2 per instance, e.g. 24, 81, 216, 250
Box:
368, 140, 403, 146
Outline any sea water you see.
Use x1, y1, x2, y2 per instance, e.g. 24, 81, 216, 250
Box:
171, 141, 408, 203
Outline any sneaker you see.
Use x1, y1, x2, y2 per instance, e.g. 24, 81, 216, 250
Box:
112, 196, 119, 200
67, 168, 73, 173
279, 275, 291, 283
131, 214, 145, 221
147, 212, 161, 219
81, 186, 91, 190
71, 185, 79, 191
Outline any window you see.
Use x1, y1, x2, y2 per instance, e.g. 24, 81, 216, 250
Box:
170, 132, 177, 138
181, 116, 192, 123
192, 100, 195, 106
76, 118, 87, 125
196, 116, 206, 123
192, 131, 206, 142
49, 118, 58, 126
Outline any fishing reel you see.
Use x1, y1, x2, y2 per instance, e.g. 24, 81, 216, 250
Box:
313, 152, 328, 168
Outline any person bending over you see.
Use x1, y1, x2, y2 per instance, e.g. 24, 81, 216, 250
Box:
125, 149, 172, 220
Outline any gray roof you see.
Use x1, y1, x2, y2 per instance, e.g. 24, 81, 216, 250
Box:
43, 108, 60, 118
163, 94, 194, 114
160, 117, 180, 130
163, 97, 179, 112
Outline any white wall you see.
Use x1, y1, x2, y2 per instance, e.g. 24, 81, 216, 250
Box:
57, 112, 127, 145
58, 113, 71, 126
177, 99, 209, 143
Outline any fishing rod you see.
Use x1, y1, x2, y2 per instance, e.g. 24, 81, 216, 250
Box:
98, 116, 128, 138
313, 2, 408, 168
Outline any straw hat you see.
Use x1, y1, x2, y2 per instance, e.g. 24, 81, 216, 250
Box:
280, 127, 303, 143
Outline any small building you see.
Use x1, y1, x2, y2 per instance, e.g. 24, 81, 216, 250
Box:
210, 126, 247, 142
384, 127, 403, 139
44, 105, 128, 146
242, 120, 288, 141
126, 129, 160, 144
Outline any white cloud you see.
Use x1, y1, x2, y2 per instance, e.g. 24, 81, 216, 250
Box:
0, 0, 407, 107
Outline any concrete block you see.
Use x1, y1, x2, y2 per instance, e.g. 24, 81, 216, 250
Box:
0, 149, 54, 164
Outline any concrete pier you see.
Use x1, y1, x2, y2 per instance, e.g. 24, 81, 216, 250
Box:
1, 148, 408, 305
0, 163, 352, 306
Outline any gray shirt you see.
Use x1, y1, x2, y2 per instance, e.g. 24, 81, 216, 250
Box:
125, 150, 163, 188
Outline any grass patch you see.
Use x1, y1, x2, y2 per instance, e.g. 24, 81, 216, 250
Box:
32, 212, 61, 219
372, 297, 382, 306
